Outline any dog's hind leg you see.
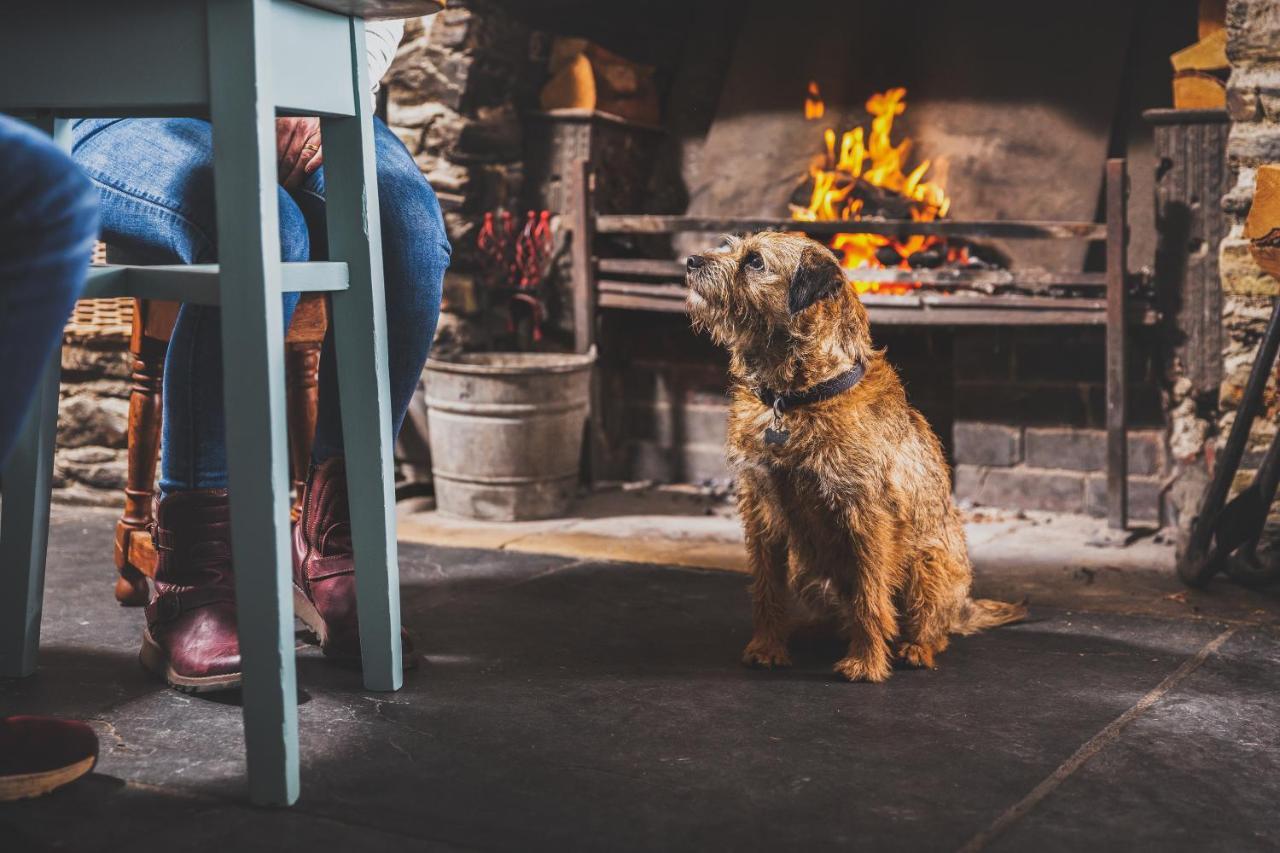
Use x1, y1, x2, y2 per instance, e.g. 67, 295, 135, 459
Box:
895, 550, 961, 669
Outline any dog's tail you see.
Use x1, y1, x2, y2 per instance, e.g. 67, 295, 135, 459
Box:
952, 597, 1028, 636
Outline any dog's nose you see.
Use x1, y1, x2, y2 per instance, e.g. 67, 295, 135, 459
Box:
686, 254, 706, 272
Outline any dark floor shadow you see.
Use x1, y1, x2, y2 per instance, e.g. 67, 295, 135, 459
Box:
196, 686, 312, 708
2, 643, 313, 711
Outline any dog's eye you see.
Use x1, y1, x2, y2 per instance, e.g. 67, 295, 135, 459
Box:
744, 251, 765, 272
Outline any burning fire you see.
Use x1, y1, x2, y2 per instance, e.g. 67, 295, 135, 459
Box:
792, 84, 957, 293
804, 80, 825, 120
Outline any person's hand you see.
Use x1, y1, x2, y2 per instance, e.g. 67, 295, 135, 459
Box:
276, 117, 323, 189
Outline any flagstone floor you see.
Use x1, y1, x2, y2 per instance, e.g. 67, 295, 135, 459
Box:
2, 502, 1279, 852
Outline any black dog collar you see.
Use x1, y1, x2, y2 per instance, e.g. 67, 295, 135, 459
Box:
756, 362, 867, 412
756, 362, 866, 447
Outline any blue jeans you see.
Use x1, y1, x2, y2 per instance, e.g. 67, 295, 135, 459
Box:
72, 117, 450, 492
0, 115, 99, 468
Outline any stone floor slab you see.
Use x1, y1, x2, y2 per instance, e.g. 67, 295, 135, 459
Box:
986, 626, 1280, 853
2, 507, 1279, 852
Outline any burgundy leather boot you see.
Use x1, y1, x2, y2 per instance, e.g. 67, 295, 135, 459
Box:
139, 489, 241, 692
293, 457, 413, 665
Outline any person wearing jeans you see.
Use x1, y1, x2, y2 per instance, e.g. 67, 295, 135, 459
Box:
71, 20, 451, 692
0, 115, 99, 466
0, 116, 103, 801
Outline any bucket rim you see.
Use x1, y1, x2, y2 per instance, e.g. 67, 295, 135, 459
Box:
426, 349, 597, 376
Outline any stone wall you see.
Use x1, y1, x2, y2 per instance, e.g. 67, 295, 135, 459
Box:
949, 327, 1169, 523
383, 1, 534, 352
611, 320, 1173, 521
1206, 0, 1280, 522
54, 341, 130, 506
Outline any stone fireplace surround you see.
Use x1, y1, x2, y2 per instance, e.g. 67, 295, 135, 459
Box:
399, 0, 1191, 525
54, 0, 1280, 543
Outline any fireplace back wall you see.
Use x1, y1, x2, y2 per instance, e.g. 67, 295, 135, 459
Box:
507, 0, 1197, 521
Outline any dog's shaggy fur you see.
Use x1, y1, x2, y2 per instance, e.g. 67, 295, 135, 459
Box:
687, 231, 1025, 682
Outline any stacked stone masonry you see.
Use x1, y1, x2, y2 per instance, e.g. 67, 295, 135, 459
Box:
53, 343, 131, 506
384, 3, 530, 231
953, 423, 1168, 522
1216, 0, 1280, 516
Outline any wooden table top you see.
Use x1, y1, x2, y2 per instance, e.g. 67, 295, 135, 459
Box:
297, 0, 444, 19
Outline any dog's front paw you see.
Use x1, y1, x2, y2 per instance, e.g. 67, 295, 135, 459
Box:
834, 654, 892, 683
896, 642, 937, 670
742, 638, 792, 669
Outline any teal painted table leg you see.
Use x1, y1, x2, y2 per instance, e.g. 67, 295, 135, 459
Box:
0, 117, 71, 679
207, 0, 300, 807
320, 18, 403, 693
0, 346, 60, 678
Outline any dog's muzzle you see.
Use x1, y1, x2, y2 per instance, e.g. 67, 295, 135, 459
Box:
685, 254, 708, 288
685, 254, 711, 304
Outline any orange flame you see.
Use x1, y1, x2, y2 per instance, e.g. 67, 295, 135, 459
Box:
791, 87, 955, 294
804, 80, 825, 120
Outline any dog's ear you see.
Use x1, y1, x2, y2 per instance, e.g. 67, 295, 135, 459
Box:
788, 248, 846, 315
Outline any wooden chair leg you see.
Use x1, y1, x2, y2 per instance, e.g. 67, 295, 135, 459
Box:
114, 303, 166, 606
0, 350, 61, 677
208, 0, 300, 807
286, 341, 321, 520
320, 17, 403, 693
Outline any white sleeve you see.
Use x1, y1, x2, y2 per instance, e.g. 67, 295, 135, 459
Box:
365, 20, 405, 92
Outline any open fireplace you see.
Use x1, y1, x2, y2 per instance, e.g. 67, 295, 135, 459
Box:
401, 0, 1245, 535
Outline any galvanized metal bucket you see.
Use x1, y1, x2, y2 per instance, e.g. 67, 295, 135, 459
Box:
424, 350, 596, 520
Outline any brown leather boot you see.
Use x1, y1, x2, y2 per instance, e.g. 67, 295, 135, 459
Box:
292, 457, 414, 666
139, 489, 241, 692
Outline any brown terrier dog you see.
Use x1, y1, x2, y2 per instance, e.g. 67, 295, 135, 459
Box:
686, 232, 1025, 682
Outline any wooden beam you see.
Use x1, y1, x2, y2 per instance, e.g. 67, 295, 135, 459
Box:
598, 292, 689, 313
597, 280, 687, 299
571, 160, 611, 483
847, 269, 1106, 290
596, 286, 1158, 326
597, 258, 686, 277
207, 0, 299, 805
83, 262, 349, 305
594, 215, 1108, 241
1105, 159, 1129, 531
570, 160, 597, 355
596, 258, 1107, 291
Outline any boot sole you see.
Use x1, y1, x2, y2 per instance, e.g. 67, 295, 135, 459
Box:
0, 755, 97, 802
292, 583, 417, 671
292, 583, 332, 648
139, 630, 242, 694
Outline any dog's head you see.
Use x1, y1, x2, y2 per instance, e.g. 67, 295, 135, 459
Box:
685, 231, 871, 379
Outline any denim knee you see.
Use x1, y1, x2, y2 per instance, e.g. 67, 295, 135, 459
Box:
376, 159, 450, 278
278, 187, 309, 263
45, 168, 99, 303
9, 127, 100, 303
40, 156, 99, 243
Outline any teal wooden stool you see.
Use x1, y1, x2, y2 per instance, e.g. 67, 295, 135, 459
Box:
0, 0, 441, 806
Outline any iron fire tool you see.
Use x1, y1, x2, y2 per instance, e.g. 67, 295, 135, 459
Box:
1178, 296, 1280, 588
